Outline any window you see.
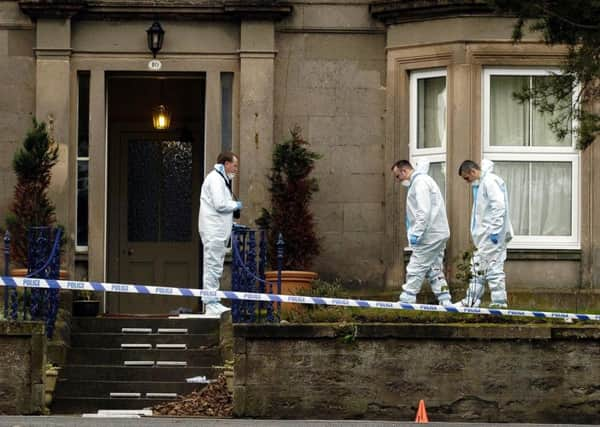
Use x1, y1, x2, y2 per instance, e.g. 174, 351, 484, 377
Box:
76, 72, 90, 251
482, 68, 579, 249
409, 69, 447, 196
220, 72, 233, 153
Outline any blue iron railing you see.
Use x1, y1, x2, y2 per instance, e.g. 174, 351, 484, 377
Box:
231, 224, 283, 323
2, 226, 62, 338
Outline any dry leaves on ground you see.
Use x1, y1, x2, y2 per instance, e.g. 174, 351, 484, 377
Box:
152, 373, 232, 417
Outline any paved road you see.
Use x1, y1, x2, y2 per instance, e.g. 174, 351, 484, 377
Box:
0, 418, 597, 427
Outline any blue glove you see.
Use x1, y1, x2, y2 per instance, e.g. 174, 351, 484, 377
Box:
409, 235, 419, 245
490, 233, 498, 244
236, 201, 243, 210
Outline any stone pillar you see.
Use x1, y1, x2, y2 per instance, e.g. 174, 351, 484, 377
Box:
238, 20, 276, 224
87, 67, 106, 282
446, 59, 477, 283
34, 17, 72, 271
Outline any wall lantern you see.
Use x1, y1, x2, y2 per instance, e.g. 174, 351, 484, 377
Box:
152, 104, 171, 130
146, 21, 165, 58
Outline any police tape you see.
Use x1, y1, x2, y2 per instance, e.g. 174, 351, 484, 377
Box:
1, 275, 598, 322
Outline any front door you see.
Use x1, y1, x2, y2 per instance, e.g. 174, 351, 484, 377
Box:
115, 132, 201, 313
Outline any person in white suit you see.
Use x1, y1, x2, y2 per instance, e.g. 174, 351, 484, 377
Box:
391, 159, 452, 306
198, 151, 242, 316
455, 159, 513, 309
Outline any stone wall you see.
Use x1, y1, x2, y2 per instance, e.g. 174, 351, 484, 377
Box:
0, 1, 35, 245
0, 321, 46, 414
233, 323, 600, 423
274, 2, 387, 286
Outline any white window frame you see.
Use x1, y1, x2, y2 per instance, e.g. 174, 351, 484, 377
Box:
482, 67, 580, 249
409, 69, 447, 195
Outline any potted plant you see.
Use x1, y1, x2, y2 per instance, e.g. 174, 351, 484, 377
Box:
5, 117, 66, 277
72, 290, 100, 317
257, 126, 321, 307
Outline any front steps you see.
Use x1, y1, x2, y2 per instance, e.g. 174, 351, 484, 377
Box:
52, 317, 223, 414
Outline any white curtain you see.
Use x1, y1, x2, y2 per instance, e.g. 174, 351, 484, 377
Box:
530, 162, 571, 235
495, 161, 571, 236
418, 77, 446, 149
429, 162, 446, 199
532, 76, 572, 147
490, 76, 528, 146
494, 162, 530, 235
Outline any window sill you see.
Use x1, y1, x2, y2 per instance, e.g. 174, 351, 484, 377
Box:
402, 248, 581, 263
506, 249, 581, 261
75, 252, 88, 262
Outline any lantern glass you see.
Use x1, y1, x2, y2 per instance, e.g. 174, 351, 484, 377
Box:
152, 105, 171, 130
146, 22, 165, 58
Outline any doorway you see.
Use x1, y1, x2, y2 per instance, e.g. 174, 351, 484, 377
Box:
106, 75, 205, 314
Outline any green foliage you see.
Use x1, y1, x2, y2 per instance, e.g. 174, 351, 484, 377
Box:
489, 0, 600, 149
454, 247, 475, 291
6, 118, 59, 267
258, 126, 322, 270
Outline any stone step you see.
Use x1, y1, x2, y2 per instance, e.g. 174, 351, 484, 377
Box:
121, 343, 152, 349
55, 379, 203, 398
52, 397, 175, 414
71, 333, 218, 348
71, 317, 219, 334
58, 366, 219, 382
155, 343, 187, 350
67, 348, 221, 366
157, 328, 188, 334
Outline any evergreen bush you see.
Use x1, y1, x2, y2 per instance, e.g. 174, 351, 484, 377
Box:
5, 118, 59, 267
257, 126, 321, 270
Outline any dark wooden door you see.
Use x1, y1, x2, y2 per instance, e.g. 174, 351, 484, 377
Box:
109, 132, 202, 314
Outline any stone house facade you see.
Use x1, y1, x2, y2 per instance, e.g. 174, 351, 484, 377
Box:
0, 0, 597, 313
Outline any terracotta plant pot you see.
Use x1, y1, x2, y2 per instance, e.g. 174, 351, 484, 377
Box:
10, 268, 69, 279
264, 270, 318, 312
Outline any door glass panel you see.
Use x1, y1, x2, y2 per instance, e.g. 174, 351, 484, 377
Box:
128, 140, 161, 241
161, 140, 192, 241
127, 139, 193, 242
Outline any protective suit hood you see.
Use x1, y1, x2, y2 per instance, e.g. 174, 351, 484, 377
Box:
480, 159, 494, 177
413, 159, 430, 175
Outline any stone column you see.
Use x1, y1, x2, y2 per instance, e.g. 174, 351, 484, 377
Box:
34, 17, 72, 271
238, 20, 276, 224
446, 58, 476, 284
87, 67, 106, 282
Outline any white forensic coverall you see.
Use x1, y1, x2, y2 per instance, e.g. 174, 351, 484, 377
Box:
198, 164, 239, 304
461, 159, 514, 307
399, 161, 452, 305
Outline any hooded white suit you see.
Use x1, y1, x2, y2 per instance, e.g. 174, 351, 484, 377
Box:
399, 160, 452, 305
198, 163, 240, 304
461, 159, 513, 307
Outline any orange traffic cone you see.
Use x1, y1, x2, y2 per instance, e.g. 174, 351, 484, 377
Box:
415, 399, 429, 423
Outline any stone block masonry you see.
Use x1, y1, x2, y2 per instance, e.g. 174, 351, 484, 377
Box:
0, 321, 46, 414
233, 323, 600, 423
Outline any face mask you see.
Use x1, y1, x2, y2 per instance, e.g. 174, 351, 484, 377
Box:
471, 179, 480, 186
401, 180, 410, 188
